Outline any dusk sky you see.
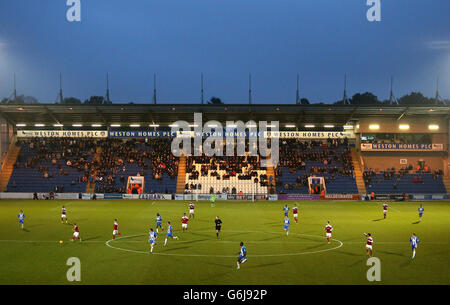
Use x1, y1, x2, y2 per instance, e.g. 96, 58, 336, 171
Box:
0, 0, 449, 104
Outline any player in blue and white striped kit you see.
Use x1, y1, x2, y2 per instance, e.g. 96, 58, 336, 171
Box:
418, 205, 424, 222
164, 221, 178, 246
148, 228, 158, 253
283, 204, 289, 217
18, 210, 25, 229
156, 213, 163, 233
284, 215, 290, 236
410, 233, 419, 259
237, 242, 247, 269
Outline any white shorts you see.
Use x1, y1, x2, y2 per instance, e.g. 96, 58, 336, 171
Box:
189, 209, 194, 214
366, 244, 372, 250
61, 214, 67, 219
383, 210, 387, 214
326, 233, 332, 238
182, 223, 187, 229
293, 213, 298, 218
113, 230, 118, 235
73, 232, 79, 238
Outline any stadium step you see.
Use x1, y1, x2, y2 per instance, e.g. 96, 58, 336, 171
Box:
266, 160, 275, 195
85, 147, 102, 193
350, 147, 366, 195
0, 140, 21, 192
176, 154, 187, 194
442, 176, 450, 194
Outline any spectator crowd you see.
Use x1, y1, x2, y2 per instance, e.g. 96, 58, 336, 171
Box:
13, 138, 178, 193
275, 138, 354, 192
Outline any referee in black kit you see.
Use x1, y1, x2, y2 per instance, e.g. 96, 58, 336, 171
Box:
215, 216, 222, 238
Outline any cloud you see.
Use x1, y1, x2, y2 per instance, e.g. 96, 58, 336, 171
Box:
427, 40, 450, 50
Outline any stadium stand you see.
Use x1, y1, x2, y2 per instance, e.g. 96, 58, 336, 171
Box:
184, 154, 268, 195
363, 167, 446, 194
93, 138, 178, 194
8, 138, 95, 193
1, 103, 449, 197
6, 136, 447, 196
275, 139, 359, 194
7, 138, 178, 194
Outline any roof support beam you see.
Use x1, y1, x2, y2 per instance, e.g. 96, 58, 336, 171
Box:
44, 106, 61, 125
345, 106, 358, 123
296, 110, 305, 128
397, 107, 409, 121
147, 110, 154, 125
95, 107, 108, 125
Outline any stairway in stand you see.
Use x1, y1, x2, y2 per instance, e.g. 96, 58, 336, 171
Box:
265, 161, 276, 195
85, 147, 102, 193
350, 147, 366, 195
442, 176, 450, 194
176, 155, 187, 194
0, 140, 21, 192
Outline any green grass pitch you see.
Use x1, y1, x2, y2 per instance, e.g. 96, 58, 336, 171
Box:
0, 199, 449, 285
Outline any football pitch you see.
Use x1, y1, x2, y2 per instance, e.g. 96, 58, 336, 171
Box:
0, 199, 449, 285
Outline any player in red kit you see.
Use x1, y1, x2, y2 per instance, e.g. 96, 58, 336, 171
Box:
364, 233, 373, 257
325, 221, 333, 244
61, 206, 68, 224
189, 202, 195, 219
181, 213, 189, 232
292, 205, 299, 223
72, 223, 81, 242
113, 219, 122, 239
382, 202, 389, 219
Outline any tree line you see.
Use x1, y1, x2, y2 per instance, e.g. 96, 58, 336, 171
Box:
1, 92, 448, 105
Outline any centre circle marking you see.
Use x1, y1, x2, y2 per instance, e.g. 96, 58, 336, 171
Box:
105, 230, 344, 257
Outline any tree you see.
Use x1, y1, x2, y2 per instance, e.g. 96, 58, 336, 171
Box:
62, 97, 81, 104
0, 95, 39, 104
300, 98, 310, 105
23, 96, 39, 104
350, 92, 380, 105
398, 92, 434, 106
84, 96, 105, 105
208, 97, 223, 104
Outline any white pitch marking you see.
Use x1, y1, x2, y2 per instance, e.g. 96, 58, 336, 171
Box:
0, 239, 104, 244
0, 236, 446, 246
389, 206, 402, 213
105, 231, 345, 258
0, 239, 445, 245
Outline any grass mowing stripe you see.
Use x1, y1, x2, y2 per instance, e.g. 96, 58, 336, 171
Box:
1, 199, 449, 284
